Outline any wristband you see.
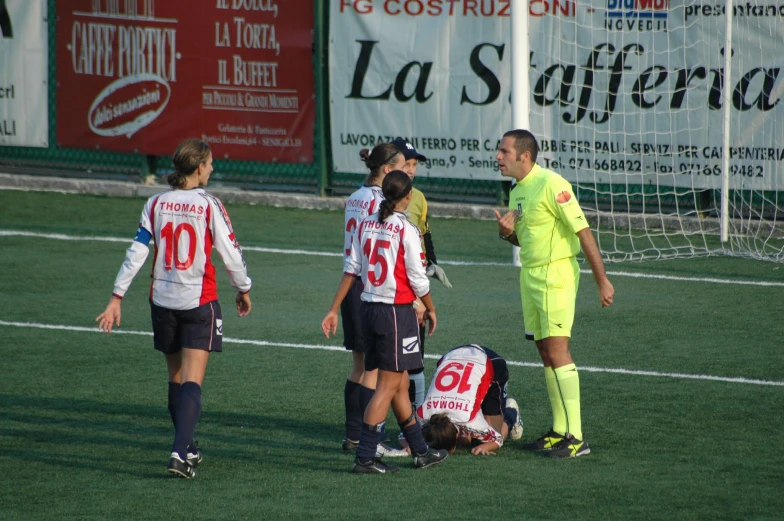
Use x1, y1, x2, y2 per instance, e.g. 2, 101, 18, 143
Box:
499, 231, 515, 241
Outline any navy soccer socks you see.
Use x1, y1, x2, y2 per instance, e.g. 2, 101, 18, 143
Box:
400, 419, 428, 456
172, 381, 202, 460
167, 381, 180, 428
356, 422, 384, 464
344, 380, 362, 442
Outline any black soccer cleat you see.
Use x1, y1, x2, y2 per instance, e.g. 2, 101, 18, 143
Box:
342, 438, 359, 452
186, 441, 203, 468
168, 452, 197, 479
522, 430, 565, 451
352, 457, 400, 474
413, 448, 449, 469
547, 435, 591, 459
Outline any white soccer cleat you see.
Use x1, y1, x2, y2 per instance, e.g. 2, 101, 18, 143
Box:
376, 442, 409, 458
506, 398, 524, 440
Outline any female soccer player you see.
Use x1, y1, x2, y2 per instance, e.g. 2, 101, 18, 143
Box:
339, 144, 407, 457
95, 139, 252, 479
416, 344, 524, 456
322, 170, 449, 473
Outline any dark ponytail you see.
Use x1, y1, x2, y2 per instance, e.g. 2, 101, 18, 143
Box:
378, 170, 412, 223
167, 139, 211, 188
360, 143, 402, 185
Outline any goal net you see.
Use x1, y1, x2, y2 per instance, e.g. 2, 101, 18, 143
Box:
526, 0, 784, 262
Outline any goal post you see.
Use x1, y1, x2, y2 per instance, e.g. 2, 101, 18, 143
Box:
510, 0, 530, 268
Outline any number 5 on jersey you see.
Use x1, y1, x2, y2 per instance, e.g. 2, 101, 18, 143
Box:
363, 238, 390, 287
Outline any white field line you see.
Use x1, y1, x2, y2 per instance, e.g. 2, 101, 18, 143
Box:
1, 320, 782, 388
1, 230, 783, 287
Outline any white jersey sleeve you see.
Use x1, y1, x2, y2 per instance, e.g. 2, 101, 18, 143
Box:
401, 219, 429, 298
204, 193, 252, 293
111, 197, 156, 298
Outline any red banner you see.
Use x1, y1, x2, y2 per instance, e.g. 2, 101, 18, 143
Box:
56, 0, 315, 163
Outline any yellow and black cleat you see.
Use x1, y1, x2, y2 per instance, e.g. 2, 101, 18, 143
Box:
548, 435, 591, 459
522, 430, 565, 451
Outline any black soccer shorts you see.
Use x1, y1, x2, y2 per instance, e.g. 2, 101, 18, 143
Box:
361, 302, 422, 373
150, 300, 223, 354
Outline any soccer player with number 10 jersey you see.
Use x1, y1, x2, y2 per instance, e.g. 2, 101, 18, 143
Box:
96, 139, 252, 478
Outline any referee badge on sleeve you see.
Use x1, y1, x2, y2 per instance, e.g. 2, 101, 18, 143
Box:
556, 190, 572, 205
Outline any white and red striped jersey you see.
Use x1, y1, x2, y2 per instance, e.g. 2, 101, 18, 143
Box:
417, 345, 504, 447
344, 211, 429, 305
112, 188, 252, 310
343, 185, 384, 260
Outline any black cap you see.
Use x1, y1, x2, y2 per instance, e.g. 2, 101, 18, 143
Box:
391, 137, 427, 161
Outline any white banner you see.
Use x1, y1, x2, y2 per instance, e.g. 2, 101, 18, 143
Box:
329, 0, 512, 180
0, 0, 48, 148
329, 0, 784, 190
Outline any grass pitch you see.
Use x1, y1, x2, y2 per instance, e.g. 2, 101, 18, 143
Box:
0, 191, 782, 520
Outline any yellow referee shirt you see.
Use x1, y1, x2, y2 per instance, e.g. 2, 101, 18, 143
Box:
509, 164, 589, 268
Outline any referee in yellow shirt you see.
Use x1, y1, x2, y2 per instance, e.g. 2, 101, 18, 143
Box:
494, 129, 614, 458
391, 137, 451, 412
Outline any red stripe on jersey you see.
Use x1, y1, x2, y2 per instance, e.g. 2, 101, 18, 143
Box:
469, 357, 495, 421
369, 198, 377, 216
149, 195, 160, 301
392, 224, 416, 304
200, 204, 218, 306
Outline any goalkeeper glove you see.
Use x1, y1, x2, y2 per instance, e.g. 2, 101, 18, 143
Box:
426, 264, 452, 288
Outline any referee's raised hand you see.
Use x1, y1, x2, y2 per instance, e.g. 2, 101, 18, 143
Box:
494, 209, 518, 242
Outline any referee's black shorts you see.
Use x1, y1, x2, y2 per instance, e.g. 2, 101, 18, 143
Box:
361, 302, 422, 373
150, 300, 223, 354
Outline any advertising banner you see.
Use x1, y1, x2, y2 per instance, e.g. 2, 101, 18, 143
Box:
56, 0, 315, 163
0, 0, 48, 148
329, 0, 784, 190
329, 0, 512, 180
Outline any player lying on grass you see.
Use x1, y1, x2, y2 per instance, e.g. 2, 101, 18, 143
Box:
402, 344, 523, 456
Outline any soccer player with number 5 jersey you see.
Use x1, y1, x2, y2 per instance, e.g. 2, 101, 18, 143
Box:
96, 139, 252, 479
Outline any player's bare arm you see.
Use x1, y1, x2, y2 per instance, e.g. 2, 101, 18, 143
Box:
577, 228, 615, 307
96, 296, 122, 333
419, 293, 437, 336
412, 298, 426, 324
493, 209, 520, 247
321, 273, 358, 338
